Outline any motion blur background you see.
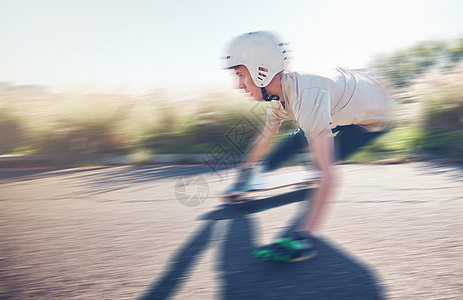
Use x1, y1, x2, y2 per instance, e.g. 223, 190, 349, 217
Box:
1, 0, 463, 164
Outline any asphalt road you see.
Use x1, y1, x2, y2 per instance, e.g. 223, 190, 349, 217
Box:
0, 162, 462, 299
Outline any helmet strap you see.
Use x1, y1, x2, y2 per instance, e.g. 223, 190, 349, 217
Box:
261, 87, 280, 102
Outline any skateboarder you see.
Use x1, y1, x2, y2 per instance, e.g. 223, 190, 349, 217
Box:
223, 31, 394, 262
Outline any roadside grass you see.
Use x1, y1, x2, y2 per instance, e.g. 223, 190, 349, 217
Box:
1, 64, 462, 163
351, 63, 463, 162
0, 89, 268, 157
0, 92, 133, 155
348, 126, 424, 163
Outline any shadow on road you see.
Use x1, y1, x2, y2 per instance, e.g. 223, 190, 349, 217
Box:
140, 189, 385, 300
0, 165, 216, 182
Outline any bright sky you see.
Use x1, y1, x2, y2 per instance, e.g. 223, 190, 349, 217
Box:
1, 0, 462, 92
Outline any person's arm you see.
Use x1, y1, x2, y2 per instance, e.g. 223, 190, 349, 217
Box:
301, 127, 337, 234
242, 125, 279, 169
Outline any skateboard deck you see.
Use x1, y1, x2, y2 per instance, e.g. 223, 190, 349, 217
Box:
220, 170, 319, 198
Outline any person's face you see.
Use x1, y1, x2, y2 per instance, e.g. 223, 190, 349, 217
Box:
234, 66, 262, 101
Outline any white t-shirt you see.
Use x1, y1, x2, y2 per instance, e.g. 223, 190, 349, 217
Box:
266, 68, 393, 141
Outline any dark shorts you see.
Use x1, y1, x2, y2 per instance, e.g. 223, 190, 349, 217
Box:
263, 125, 388, 171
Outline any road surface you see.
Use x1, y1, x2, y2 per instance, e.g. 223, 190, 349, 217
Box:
0, 162, 462, 299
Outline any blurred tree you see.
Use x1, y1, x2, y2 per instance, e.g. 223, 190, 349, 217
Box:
371, 38, 462, 89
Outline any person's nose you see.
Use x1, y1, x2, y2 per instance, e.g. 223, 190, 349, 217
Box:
238, 78, 246, 90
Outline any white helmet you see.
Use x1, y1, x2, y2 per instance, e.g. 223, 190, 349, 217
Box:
224, 31, 289, 88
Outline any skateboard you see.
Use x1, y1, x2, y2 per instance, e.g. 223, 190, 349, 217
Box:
219, 170, 319, 203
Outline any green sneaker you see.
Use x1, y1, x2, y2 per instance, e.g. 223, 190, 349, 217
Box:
252, 231, 318, 262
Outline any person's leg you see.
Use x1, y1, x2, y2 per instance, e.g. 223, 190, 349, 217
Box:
291, 125, 386, 238
253, 124, 391, 261
263, 124, 388, 171
262, 124, 387, 171
333, 125, 388, 161
262, 128, 308, 171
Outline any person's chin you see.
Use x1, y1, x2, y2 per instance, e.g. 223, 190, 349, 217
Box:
251, 94, 263, 101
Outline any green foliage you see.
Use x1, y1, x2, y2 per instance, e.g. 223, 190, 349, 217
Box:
447, 37, 463, 63
354, 63, 463, 162
349, 126, 424, 162
365, 126, 423, 153
0, 92, 131, 155
0, 109, 27, 155
371, 38, 462, 88
420, 87, 463, 132
34, 117, 126, 154
1, 46, 462, 163
416, 86, 463, 160
141, 100, 266, 154
416, 131, 463, 160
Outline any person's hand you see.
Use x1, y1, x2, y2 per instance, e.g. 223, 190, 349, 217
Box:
236, 166, 253, 183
